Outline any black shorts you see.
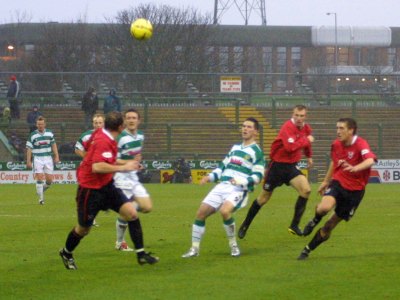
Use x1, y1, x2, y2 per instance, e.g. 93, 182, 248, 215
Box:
324, 180, 365, 221
76, 181, 130, 227
262, 161, 304, 192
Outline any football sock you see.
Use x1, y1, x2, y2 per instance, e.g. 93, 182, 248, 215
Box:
128, 218, 144, 251
291, 196, 308, 226
311, 214, 323, 225
308, 228, 330, 250
242, 199, 262, 227
116, 218, 128, 243
192, 219, 206, 248
223, 218, 237, 246
36, 181, 44, 199
65, 229, 83, 253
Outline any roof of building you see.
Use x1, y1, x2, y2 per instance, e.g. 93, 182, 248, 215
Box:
1, 23, 400, 47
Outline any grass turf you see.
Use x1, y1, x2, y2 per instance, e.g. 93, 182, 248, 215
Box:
1, 183, 399, 299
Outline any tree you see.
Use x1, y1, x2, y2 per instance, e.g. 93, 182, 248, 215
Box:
103, 3, 213, 94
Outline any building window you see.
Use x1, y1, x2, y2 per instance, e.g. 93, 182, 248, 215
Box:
387, 48, 396, 67
291, 47, 301, 72
219, 46, 229, 73
233, 46, 243, 72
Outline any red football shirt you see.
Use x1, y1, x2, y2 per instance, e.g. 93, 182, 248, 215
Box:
77, 128, 118, 189
270, 119, 313, 163
331, 135, 377, 191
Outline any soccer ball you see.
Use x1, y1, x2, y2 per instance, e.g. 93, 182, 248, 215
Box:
130, 18, 153, 40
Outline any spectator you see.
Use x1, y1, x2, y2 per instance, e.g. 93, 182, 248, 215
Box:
7, 75, 21, 120
81, 87, 99, 130
58, 142, 75, 161
8, 130, 24, 161
103, 88, 122, 114
172, 157, 192, 183
26, 105, 43, 133
1, 107, 11, 126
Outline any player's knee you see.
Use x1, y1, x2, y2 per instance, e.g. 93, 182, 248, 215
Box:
219, 208, 231, 220
119, 203, 139, 221
299, 185, 311, 198
257, 191, 271, 205
140, 201, 153, 213
75, 226, 90, 236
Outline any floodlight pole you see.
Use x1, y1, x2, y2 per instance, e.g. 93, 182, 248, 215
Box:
327, 12, 338, 93
326, 12, 338, 68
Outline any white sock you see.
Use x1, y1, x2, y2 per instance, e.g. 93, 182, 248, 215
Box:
192, 222, 205, 249
116, 218, 128, 243
223, 221, 237, 247
36, 182, 44, 200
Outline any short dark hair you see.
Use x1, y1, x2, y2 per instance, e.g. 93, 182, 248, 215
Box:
338, 117, 358, 134
105, 111, 124, 131
294, 104, 307, 111
124, 108, 141, 119
36, 116, 46, 122
245, 117, 260, 130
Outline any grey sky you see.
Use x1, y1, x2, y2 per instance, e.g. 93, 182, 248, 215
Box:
1, 0, 399, 27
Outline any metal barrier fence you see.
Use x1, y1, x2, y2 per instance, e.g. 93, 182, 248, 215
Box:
1, 71, 400, 101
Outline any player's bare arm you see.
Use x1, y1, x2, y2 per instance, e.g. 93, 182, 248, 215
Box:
52, 143, 60, 163
75, 149, 86, 158
342, 157, 376, 173
26, 148, 32, 169
199, 175, 210, 185
318, 161, 334, 195
307, 157, 313, 169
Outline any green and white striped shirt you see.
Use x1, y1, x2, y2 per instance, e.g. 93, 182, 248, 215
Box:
74, 129, 94, 151
117, 129, 144, 160
26, 129, 56, 157
209, 142, 265, 191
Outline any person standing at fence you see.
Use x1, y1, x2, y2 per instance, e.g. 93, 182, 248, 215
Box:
59, 111, 158, 270
182, 117, 265, 258
238, 104, 314, 239
113, 108, 154, 251
103, 88, 122, 114
82, 87, 99, 130
298, 118, 377, 260
26, 116, 60, 205
7, 75, 21, 120
26, 105, 43, 133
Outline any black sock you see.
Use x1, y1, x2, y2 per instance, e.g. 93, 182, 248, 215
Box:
308, 228, 330, 251
65, 229, 83, 253
242, 199, 262, 227
128, 218, 144, 252
291, 196, 308, 227
312, 214, 323, 225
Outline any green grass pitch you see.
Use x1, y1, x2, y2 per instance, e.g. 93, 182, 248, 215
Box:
1, 183, 399, 299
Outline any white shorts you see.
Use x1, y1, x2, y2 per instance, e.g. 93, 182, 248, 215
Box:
33, 156, 54, 174
113, 172, 149, 200
202, 182, 249, 211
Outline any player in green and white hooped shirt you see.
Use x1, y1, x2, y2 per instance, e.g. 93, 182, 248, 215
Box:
74, 113, 105, 158
26, 116, 59, 205
113, 108, 153, 252
182, 117, 265, 258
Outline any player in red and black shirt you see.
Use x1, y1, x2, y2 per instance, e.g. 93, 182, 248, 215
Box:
239, 105, 314, 239
298, 118, 377, 260
59, 112, 159, 270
